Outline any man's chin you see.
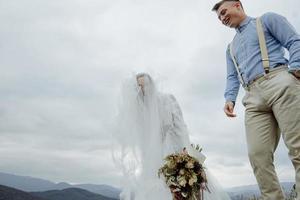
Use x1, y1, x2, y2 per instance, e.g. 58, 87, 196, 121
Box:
223, 22, 236, 28
229, 23, 237, 28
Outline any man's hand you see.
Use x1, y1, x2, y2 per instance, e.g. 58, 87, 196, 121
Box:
291, 70, 300, 79
224, 101, 236, 117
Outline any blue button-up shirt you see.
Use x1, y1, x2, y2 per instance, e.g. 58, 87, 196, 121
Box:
224, 12, 300, 102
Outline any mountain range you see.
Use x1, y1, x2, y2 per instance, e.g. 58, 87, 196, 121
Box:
0, 184, 117, 200
0, 184, 46, 200
0, 172, 120, 199
226, 182, 295, 199
0, 171, 295, 200
31, 187, 117, 200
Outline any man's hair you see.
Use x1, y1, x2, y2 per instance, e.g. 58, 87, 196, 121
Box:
211, 0, 243, 12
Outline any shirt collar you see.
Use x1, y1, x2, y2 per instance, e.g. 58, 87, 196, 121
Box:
236, 16, 252, 33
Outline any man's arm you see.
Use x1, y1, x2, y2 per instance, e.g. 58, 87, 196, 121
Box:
262, 12, 300, 77
224, 45, 240, 117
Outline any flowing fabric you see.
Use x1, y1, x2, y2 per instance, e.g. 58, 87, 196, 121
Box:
112, 74, 231, 200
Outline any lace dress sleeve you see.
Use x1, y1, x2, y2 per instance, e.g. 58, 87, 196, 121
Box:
162, 94, 206, 163
162, 94, 191, 156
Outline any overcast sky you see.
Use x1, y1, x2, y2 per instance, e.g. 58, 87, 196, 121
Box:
0, 0, 299, 189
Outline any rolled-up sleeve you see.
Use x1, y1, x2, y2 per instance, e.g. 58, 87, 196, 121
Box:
224, 45, 240, 102
263, 12, 300, 70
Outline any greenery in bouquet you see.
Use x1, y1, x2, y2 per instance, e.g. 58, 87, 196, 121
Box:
158, 145, 208, 200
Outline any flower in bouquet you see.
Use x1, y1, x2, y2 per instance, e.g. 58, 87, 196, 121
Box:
158, 145, 208, 200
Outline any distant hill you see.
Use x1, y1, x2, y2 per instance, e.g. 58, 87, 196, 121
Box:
75, 184, 120, 199
1, 171, 295, 200
31, 188, 117, 200
0, 185, 46, 200
0, 172, 57, 191
0, 185, 118, 200
0, 172, 120, 199
226, 182, 295, 199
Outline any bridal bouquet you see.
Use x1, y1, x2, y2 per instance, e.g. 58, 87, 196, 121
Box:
158, 145, 208, 200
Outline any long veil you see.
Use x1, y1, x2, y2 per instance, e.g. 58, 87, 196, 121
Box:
111, 73, 231, 200
112, 73, 167, 199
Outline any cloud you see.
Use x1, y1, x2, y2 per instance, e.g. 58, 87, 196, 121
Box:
0, 0, 299, 188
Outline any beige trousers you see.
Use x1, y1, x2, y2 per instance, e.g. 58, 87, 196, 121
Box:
242, 68, 300, 200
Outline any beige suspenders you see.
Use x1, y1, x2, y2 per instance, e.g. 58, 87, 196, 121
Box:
256, 17, 270, 73
229, 42, 246, 87
229, 17, 270, 87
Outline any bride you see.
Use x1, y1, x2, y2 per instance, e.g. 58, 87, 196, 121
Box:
112, 73, 231, 200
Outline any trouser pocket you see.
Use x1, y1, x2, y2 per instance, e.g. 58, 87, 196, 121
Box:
288, 71, 300, 84
242, 92, 249, 107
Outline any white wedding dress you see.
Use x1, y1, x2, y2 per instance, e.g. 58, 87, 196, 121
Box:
112, 74, 231, 200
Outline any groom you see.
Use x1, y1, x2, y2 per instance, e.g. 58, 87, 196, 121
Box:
212, 0, 300, 199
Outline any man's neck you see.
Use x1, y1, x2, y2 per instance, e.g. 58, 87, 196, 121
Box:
237, 14, 247, 27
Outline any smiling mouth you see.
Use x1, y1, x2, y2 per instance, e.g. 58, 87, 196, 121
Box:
224, 17, 231, 26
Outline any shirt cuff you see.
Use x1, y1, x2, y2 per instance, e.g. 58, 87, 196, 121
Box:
225, 97, 237, 104
288, 66, 300, 72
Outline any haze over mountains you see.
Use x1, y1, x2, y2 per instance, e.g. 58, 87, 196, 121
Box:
0, 185, 117, 200
0, 172, 120, 199
0, 171, 295, 200
0, 184, 46, 200
227, 182, 295, 200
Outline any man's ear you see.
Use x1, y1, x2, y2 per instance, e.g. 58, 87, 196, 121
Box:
234, 2, 242, 10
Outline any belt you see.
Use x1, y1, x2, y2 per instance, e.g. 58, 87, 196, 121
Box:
244, 64, 287, 90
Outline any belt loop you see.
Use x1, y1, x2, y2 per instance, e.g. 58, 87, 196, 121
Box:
244, 85, 250, 91
264, 72, 270, 79
265, 68, 270, 74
